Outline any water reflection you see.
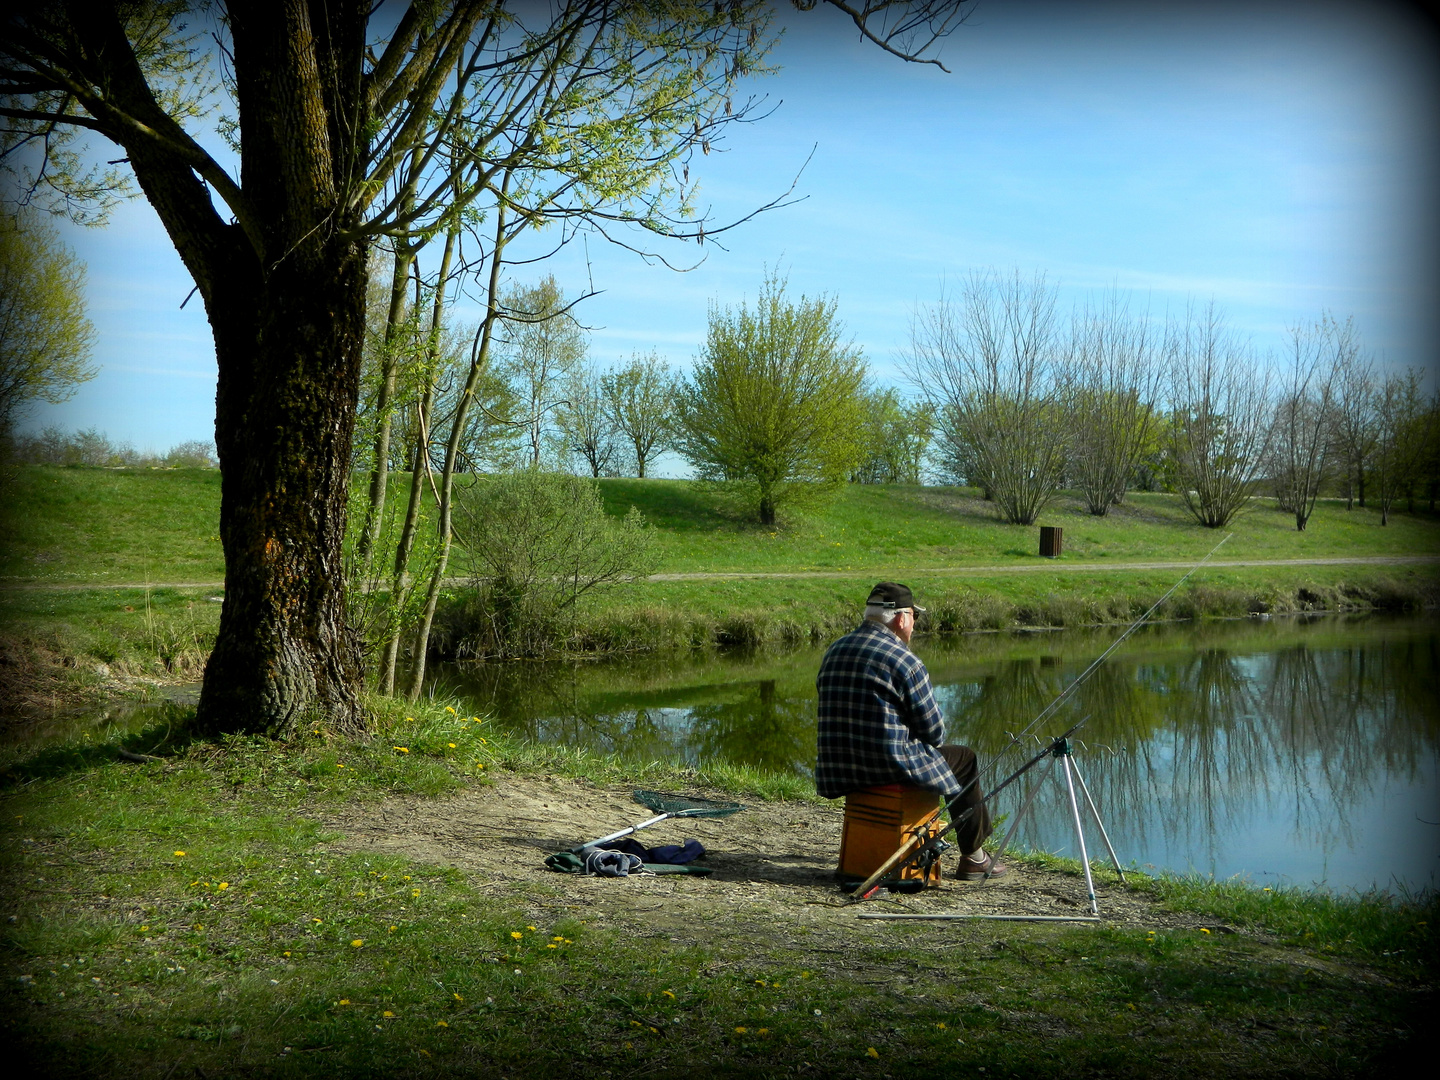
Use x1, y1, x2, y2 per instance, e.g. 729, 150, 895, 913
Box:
436, 616, 1439, 892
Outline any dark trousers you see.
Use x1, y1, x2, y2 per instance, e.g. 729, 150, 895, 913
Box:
939, 744, 992, 855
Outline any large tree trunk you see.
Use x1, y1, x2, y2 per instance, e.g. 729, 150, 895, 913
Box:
196, 239, 368, 737
187, 2, 369, 736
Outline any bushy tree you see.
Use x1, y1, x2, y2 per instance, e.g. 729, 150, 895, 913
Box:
454, 470, 656, 657
1371, 368, 1432, 526
674, 274, 868, 525
0, 211, 96, 433
852, 387, 932, 484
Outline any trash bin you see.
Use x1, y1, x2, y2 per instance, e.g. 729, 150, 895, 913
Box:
1040, 526, 1063, 558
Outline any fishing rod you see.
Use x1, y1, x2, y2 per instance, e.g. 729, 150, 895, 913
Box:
849, 532, 1233, 901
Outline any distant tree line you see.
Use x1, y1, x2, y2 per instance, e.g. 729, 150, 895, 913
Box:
904, 270, 1440, 530
7, 426, 217, 468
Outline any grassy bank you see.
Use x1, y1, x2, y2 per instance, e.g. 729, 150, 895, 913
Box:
1, 704, 1431, 1078
2, 467, 1437, 686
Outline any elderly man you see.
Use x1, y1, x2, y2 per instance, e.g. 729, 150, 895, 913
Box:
816, 582, 1005, 880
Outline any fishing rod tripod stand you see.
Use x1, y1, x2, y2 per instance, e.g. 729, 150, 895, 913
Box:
985, 737, 1127, 915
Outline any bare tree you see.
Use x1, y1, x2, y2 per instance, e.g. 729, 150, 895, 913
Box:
1267, 314, 1348, 530
1063, 292, 1162, 515
558, 364, 620, 478
905, 270, 1068, 525
604, 352, 674, 478
1330, 344, 1377, 510
1371, 368, 1433, 525
1165, 303, 1273, 528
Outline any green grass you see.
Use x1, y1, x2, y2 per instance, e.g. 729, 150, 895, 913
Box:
600, 479, 1440, 573
4, 467, 1437, 588
0, 467, 224, 584
2, 707, 1432, 1078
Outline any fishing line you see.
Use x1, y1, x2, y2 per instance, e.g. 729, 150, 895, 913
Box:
849, 533, 1234, 899
975, 532, 1232, 780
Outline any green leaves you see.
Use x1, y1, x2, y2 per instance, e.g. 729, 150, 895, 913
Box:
674, 273, 868, 524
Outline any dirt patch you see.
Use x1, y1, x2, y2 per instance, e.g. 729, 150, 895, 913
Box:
313, 773, 1236, 959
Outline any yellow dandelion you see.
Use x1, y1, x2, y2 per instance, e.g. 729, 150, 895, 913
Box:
758, 1028, 770, 1036
313, 918, 323, 924
553, 936, 565, 942
630, 1020, 641, 1028
1200, 928, 1211, 935
445, 706, 456, 714
511, 931, 523, 940
389, 925, 396, 932
734, 1026, 747, 1035
139, 925, 149, 932
173, 851, 186, 857
405, 717, 415, 723
217, 882, 229, 890
382, 1010, 394, 1018
448, 743, 456, 749
662, 990, 675, 999
283, 951, 291, 957
937, 1022, 947, 1030
867, 1047, 880, 1059
394, 746, 409, 753
412, 889, 421, 897
625, 1041, 633, 1050
337, 763, 345, 769
526, 925, 536, 932
1127, 1003, 1137, 1010
649, 1026, 658, 1034
546, 944, 557, 949
436, 1020, 448, 1027
802, 971, 810, 978
351, 939, 364, 947
338, 999, 350, 1005
454, 993, 463, 1001
754, 979, 765, 986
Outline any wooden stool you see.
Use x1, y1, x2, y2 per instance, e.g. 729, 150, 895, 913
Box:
839, 784, 944, 886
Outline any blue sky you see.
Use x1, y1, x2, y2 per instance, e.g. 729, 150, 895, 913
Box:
21, 0, 1439, 461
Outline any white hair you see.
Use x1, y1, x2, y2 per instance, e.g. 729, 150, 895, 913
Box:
864, 604, 909, 626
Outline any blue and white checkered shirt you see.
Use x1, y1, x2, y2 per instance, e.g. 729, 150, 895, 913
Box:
814, 621, 960, 799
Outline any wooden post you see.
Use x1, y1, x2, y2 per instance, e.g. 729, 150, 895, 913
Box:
1040, 526, 1063, 558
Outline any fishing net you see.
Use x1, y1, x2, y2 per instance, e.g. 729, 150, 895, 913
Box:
632, 790, 743, 818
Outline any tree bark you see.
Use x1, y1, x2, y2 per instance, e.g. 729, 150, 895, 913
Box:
197, 242, 368, 736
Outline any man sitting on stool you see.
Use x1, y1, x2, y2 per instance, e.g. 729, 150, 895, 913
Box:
816, 582, 1006, 880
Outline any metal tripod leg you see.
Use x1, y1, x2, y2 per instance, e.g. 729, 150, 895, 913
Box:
1059, 752, 1099, 915
1068, 754, 1127, 884
983, 754, 1055, 882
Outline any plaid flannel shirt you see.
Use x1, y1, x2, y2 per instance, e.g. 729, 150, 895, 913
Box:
814, 621, 959, 799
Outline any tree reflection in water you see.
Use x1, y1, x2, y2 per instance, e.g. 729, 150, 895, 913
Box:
434, 616, 1438, 890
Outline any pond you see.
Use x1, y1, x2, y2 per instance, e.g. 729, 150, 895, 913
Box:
434, 614, 1440, 895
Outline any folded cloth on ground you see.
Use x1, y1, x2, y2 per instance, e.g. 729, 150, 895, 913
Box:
597, 838, 706, 865
582, 846, 644, 877
543, 847, 714, 876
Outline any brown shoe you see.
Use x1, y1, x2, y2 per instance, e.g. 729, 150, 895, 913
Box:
956, 852, 1008, 881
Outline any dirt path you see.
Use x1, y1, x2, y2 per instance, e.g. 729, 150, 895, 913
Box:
312, 773, 1244, 961
5, 553, 1437, 591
